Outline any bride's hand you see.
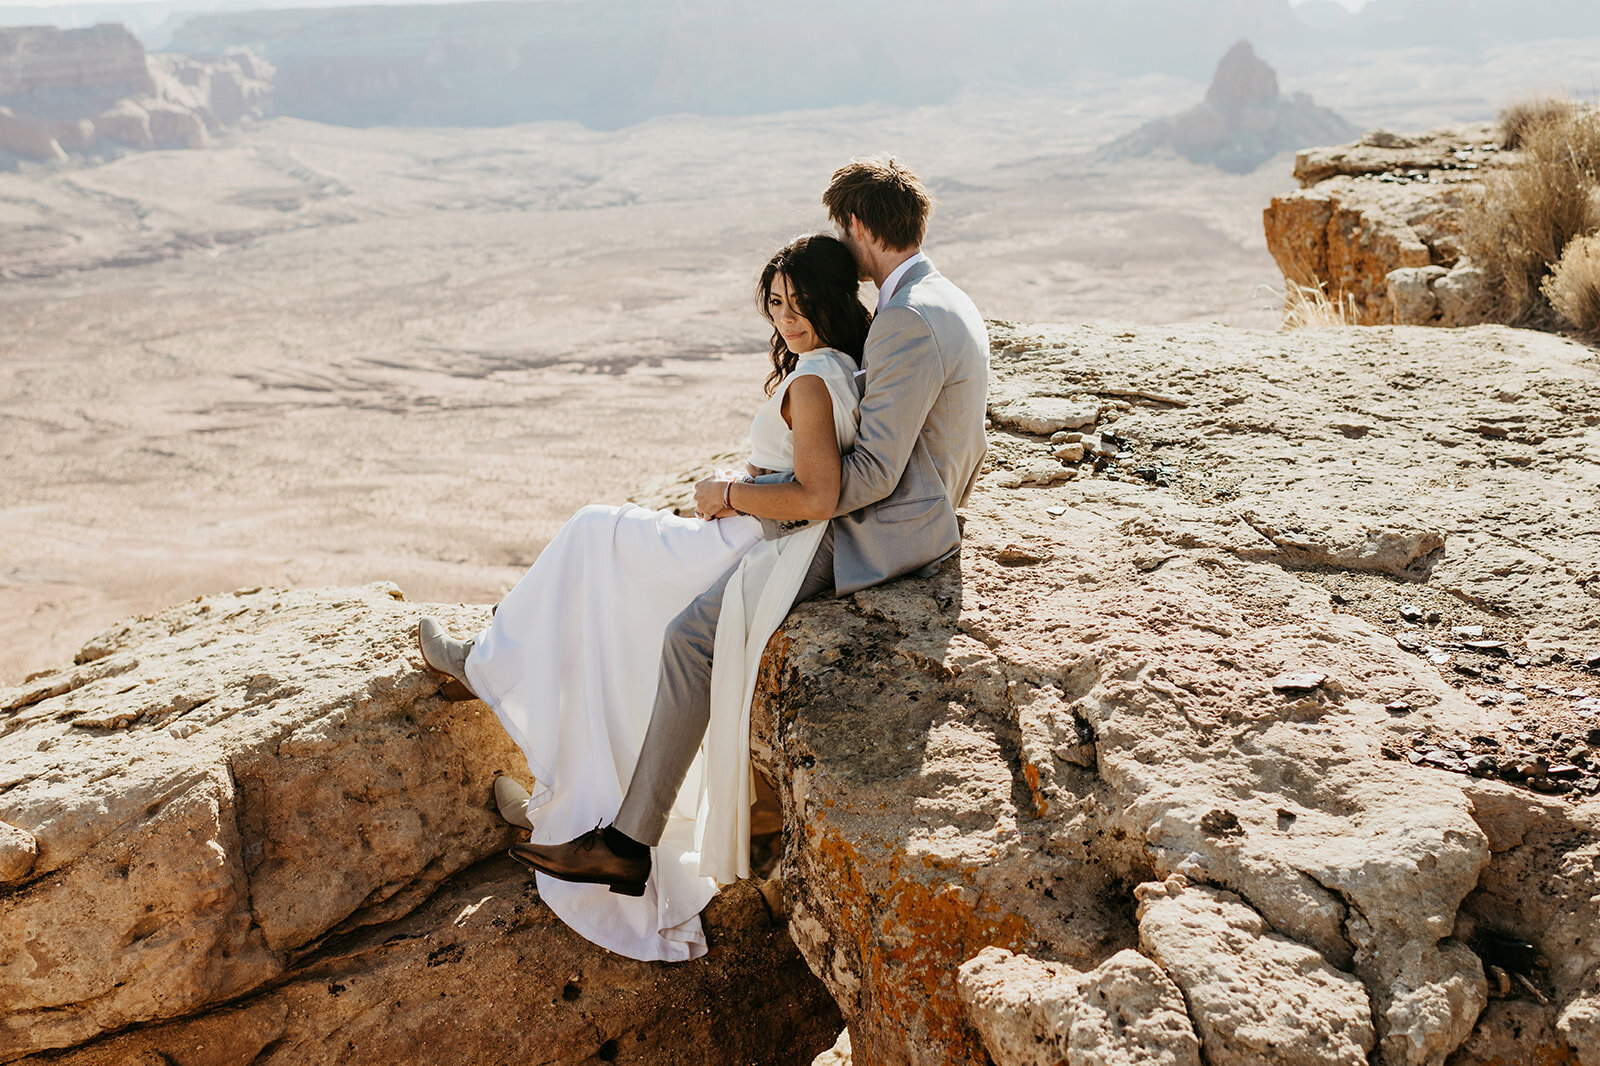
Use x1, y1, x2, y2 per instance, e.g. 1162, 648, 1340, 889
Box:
694, 477, 730, 520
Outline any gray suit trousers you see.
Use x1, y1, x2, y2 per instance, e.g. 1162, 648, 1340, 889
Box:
613, 526, 835, 846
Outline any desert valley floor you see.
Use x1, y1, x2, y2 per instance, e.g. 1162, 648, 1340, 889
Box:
4, 40, 1598, 684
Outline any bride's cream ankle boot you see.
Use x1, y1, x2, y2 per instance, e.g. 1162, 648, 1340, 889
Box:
417, 616, 478, 701
494, 775, 534, 830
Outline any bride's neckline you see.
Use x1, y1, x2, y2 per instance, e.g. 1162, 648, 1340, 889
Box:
790, 346, 852, 368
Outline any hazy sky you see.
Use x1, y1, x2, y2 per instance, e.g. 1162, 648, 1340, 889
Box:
0, 0, 1374, 10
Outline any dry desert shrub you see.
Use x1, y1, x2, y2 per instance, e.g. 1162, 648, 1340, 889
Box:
1463, 105, 1600, 325
1279, 280, 1359, 329
1542, 232, 1600, 338
1499, 96, 1576, 149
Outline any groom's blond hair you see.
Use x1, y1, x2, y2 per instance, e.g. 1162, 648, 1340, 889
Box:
824, 157, 931, 252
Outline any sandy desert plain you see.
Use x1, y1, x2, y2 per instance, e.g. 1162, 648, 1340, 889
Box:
2, 37, 1598, 685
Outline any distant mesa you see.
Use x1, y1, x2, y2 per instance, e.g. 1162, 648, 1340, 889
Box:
0, 23, 272, 169
1107, 41, 1357, 174
1206, 39, 1279, 110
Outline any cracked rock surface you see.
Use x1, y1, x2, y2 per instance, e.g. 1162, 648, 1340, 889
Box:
749, 321, 1600, 1065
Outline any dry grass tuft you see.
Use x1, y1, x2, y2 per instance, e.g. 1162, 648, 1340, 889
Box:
1499, 96, 1576, 149
1279, 281, 1359, 329
1462, 106, 1600, 325
1542, 232, 1600, 339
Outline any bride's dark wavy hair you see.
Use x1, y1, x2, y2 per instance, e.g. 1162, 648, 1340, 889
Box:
757, 234, 871, 395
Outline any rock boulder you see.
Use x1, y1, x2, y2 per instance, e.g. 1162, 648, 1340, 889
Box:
1135, 877, 1375, 1066
958, 946, 1201, 1066
0, 584, 839, 1064
8, 320, 1600, 1065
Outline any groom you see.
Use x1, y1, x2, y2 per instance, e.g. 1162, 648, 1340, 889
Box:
509, 157, 990, 892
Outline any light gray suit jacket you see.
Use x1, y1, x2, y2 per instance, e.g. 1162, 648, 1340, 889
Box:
759, 258, 989, 596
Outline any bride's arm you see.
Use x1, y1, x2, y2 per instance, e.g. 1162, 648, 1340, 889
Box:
695, 375, 839, 522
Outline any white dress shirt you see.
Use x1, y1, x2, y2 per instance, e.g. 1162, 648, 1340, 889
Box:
875, 251, 927, 313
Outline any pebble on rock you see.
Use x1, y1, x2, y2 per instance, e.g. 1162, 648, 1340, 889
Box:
1422, 750, 1467, 773
1053, 442, 1086, 462
0, 821, 39, 883
1270, 672, 1327, 694
1084, 437, 1120, 460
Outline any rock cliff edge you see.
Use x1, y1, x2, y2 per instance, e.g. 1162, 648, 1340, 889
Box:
5, 320, 1600, 1064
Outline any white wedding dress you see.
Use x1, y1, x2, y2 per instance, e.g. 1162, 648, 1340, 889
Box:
463, 348, 860, 962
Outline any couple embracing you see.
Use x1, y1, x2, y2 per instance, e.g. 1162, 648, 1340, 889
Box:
417, 157, 989, 962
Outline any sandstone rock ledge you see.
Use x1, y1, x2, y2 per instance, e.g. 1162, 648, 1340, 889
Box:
1263, 123, 1505, 325
748, 321, 1600, 1065
0, 585, 839, 1064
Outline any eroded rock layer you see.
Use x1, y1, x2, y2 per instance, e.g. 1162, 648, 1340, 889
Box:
0, 24, 271, 166
1262, 123, 1505, 325
750, 321, 1600, 1066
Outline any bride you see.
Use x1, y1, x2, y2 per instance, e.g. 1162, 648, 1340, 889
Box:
416, 233, 867, 962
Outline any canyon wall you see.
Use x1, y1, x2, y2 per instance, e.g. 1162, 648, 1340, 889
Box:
0, 23, 270, 165
161, 0, 1313, 129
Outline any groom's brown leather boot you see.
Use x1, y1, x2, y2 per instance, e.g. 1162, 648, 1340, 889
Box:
508, 826, 650, 896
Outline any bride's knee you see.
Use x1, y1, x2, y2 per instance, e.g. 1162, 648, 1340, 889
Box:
567, 503, 623, 527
